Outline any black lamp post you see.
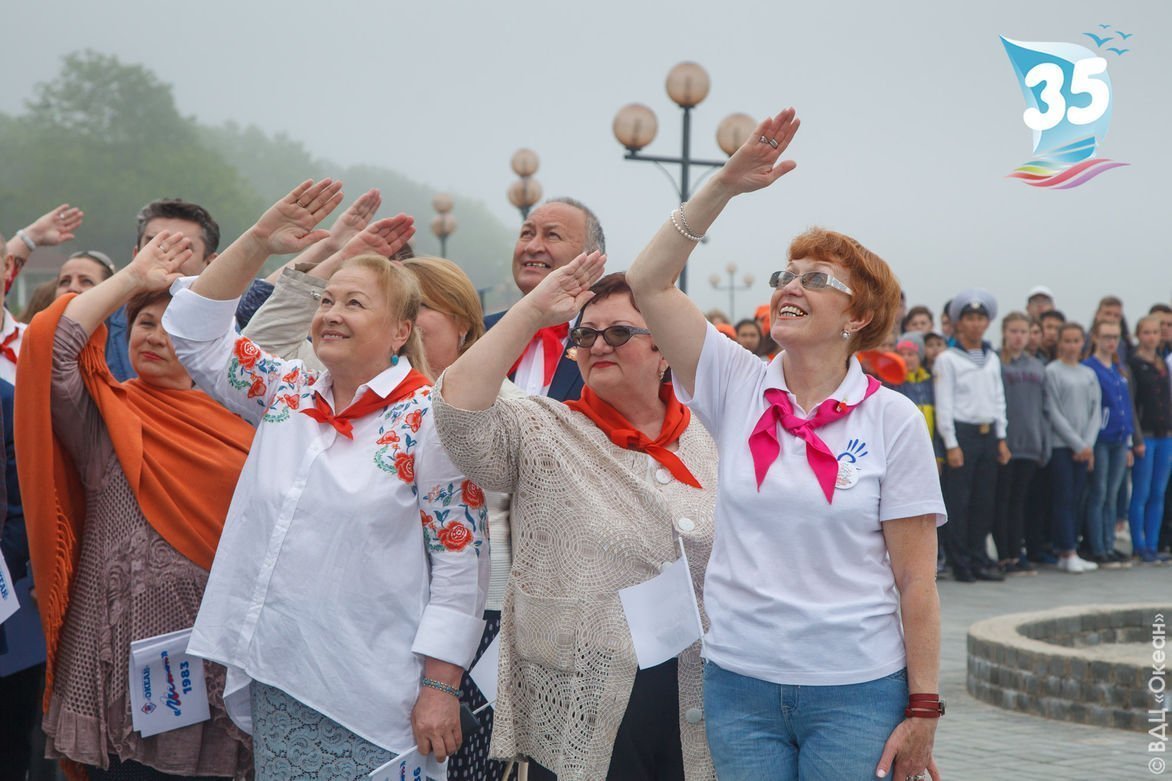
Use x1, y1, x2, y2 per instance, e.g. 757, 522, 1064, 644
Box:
613, 62, 755, 293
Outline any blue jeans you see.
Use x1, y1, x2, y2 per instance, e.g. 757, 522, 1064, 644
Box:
1085, 441, 1130, 556
703, 662, 907, 780
1130, 436, 1172, 553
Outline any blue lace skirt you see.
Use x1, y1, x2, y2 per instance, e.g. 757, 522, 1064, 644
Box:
250, 681, 393, 780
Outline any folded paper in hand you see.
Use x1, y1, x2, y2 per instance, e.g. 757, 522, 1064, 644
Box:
0, 553, 19, 626
618, 541, 704, 669
128, 628, 211, 737
369, 745, 447, 781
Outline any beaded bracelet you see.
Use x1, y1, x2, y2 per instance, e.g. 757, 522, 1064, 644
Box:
420, 677, 461, 698
670, 209, 704, 242
677, 201, 704, 239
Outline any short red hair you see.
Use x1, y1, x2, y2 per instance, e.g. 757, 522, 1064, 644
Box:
787, 227, 901, 352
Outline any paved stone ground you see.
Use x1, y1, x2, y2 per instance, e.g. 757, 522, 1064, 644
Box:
934, 562, 1169, 781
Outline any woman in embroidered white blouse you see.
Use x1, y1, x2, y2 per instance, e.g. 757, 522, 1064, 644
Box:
627, 110, 947, 781
160, 180, 489, 778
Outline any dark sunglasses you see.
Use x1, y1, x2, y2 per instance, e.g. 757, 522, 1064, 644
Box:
570, 325, 652, 348
768, 269, 853, 296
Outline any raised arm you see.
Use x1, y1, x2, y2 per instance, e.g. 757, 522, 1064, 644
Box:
62, 230, 192, 338
441, 251, 605, 410
5, 204, 85, 291
189, 179, 344, 301
627, 108, 800, 395
261, 188, 383, 284
306, 214, 417, 282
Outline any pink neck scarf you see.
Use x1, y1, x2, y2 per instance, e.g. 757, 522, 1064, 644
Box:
748, 375, 881, 502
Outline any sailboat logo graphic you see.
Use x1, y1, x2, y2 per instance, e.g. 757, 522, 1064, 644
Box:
1001, 35, 1128, 188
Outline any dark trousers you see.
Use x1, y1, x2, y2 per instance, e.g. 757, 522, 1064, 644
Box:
527, 657, 683, 781
1050, 447, 1088, 552
0, 663, 44, 781
994, 459, 1038, 561
1025, 462, 1054, 558
942, 423, 998, 574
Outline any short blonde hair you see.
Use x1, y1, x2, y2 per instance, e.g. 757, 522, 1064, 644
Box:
336, 254, 431, 378
402, 257, 485, 356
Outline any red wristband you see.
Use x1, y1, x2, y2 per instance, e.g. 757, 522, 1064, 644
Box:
905, 693, 945, 718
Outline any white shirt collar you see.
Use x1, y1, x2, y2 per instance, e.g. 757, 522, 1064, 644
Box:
764, 352, 869, 410
2, 308, 19, 338
308, 357, 416, 408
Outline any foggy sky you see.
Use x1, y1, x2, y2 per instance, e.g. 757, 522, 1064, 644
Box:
3, 0, 1169, 328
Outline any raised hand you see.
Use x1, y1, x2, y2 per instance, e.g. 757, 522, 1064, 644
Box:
520, 251, 607, 328
125, 230, 193, 292
250, 179, 345, 256
339, 214, 416, 261
328, 188, 382, 249
714, 107, 801, 195
24, 203, 85, 247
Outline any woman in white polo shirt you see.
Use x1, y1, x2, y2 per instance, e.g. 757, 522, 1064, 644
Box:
628, 108, 947, 781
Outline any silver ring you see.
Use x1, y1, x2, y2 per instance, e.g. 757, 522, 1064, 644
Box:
905, 774, 927, 781
758, 135, 769, 144
768, 137, 779, 149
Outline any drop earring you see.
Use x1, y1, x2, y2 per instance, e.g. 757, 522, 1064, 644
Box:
391, 354, 400, 366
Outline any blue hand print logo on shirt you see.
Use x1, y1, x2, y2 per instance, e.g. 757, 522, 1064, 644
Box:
837, 439, 869, 464
835, 439, 869, 490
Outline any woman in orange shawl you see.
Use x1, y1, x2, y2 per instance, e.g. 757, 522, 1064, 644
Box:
14, 231, 254, 780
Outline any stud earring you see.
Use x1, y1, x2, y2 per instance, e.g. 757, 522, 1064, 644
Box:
841, 330, 851, 340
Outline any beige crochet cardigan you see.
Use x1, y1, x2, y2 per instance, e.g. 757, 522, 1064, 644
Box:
433, 375, 717, 781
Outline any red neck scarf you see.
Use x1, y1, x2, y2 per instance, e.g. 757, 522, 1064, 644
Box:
509, 323, 569, 387
301, 368, 429, 438
0, 328, 19, 363
566, 383, 702, 489
749, 374, 881, 502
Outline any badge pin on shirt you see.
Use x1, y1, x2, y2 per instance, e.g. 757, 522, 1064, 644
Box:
835, 439, 869, 490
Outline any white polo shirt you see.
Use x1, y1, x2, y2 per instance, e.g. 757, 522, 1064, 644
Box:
676, 323, 946, 686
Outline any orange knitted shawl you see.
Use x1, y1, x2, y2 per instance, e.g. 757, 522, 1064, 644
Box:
14, 294, 254, 718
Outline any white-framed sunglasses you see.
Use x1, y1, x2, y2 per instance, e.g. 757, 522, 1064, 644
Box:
769, 269, 853, 296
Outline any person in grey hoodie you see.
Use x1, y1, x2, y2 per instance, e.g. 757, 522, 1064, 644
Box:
994, 312, 1047, 574
1044, 322, 1102, 573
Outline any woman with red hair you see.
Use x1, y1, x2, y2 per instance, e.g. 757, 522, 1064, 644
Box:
628, 108, 946, 781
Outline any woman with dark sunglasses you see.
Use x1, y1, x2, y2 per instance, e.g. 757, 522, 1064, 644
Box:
626, 108, 946, 781
433, 264, 717, 780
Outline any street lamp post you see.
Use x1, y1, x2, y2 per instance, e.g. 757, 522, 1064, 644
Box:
431, 193, 457, 257
613, 62, 756, 293
709, 262, 755, 321
508, 148, 543, 220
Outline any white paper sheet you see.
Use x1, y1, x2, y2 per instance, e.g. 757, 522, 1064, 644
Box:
368, 746, 447, 781
618, 541, 704, 669
128, 628, 211, 737
0, 553, 19, 626
469, 635, 500, 705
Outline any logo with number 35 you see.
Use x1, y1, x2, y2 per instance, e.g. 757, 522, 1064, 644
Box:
1001, 30, 1132, 189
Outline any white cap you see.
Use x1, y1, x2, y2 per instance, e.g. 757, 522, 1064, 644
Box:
1027, 285, 1054, 301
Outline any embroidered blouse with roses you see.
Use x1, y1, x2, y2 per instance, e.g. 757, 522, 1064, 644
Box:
161, 278, 489, 754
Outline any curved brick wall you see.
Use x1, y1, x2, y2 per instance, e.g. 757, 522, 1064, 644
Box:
966, 604, 1168, 732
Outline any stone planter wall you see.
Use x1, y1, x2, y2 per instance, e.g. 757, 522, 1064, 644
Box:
966, 604, 1168, 732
